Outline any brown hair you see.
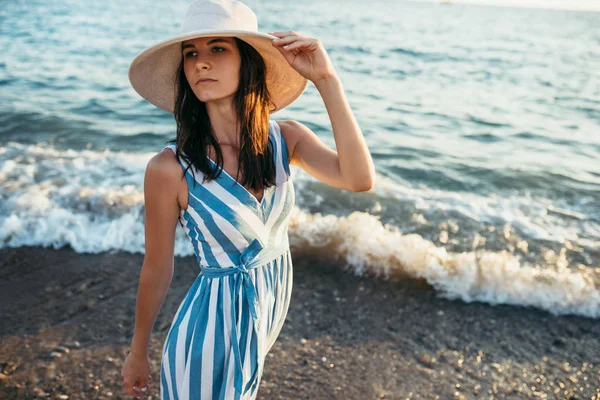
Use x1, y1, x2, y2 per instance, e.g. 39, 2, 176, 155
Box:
168, 37, 277, 191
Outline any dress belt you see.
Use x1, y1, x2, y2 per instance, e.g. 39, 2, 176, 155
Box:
199, 237, 290, 396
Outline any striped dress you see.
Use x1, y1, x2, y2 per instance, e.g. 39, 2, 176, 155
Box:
159, 119, 295, 400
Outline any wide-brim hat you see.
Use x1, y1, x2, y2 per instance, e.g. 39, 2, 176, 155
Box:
128, 0, 308, 114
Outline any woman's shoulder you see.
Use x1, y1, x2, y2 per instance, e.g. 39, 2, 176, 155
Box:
143, 147, 184, 225
146, 143, 185, 186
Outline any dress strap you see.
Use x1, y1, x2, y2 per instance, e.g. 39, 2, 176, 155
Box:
270, 120, 291, 177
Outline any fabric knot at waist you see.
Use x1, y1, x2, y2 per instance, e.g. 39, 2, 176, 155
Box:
198, 237, 290, 396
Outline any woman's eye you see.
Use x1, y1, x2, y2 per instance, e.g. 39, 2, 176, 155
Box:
184, 47, 224, 58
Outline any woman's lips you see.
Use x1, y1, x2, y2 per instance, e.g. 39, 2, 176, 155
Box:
196, 78, 216, 85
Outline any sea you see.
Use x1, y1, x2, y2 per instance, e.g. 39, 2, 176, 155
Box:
1, 0, 599, 318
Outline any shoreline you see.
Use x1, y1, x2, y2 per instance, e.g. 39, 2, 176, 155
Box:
0, 245, 598, 399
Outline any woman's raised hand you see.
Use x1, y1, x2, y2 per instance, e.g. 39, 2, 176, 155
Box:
269, 31, 337, 84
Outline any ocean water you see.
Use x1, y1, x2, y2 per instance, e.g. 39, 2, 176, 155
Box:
1, 0, 599, 318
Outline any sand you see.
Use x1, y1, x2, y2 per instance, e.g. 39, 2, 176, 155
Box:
0, 245, 598, 399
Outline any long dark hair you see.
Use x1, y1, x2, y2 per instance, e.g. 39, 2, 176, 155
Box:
168, 37, 277, 191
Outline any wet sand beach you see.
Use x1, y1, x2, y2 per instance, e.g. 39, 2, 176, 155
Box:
0, 245, 598, 399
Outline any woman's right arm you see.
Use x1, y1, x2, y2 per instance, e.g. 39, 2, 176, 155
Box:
121, 150, 182, 396
131, 150, 182, 356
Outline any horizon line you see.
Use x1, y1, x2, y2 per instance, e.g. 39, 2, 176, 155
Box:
400, 0, 600, 13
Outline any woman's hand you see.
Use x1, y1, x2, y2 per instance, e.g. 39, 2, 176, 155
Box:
269, 31, 337, 84
121, 351, 152, 398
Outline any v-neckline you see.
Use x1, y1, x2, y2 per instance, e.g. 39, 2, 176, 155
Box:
205, 156, 272, 207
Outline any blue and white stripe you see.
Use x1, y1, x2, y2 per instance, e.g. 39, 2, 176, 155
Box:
159, 120, 295, 400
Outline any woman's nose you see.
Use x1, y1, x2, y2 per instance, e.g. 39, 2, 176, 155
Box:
195, 57, 210, 70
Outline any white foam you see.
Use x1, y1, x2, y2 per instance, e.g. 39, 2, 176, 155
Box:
293, 167, 600, 252
0, 142, 191, 255
287, 207, 600, 319
1, 143, 598, 318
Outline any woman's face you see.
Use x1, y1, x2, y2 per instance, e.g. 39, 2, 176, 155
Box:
181, 36, 241, 104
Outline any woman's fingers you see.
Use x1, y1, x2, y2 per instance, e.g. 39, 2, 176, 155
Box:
272, 37, 309, 53
124, 378, 141, 397
121, 352, 152, 397
272, 35, 296, 46
281, 40, 305, 51
124, 376, 149, 397
138, 376, 149, 393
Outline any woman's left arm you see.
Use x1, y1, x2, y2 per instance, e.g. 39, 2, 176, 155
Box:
270, 31, 376, 192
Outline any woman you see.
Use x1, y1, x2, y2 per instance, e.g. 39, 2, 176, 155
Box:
122, 0, 375, 398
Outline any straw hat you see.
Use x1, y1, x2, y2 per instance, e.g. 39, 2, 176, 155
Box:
128, 0, 308, 114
